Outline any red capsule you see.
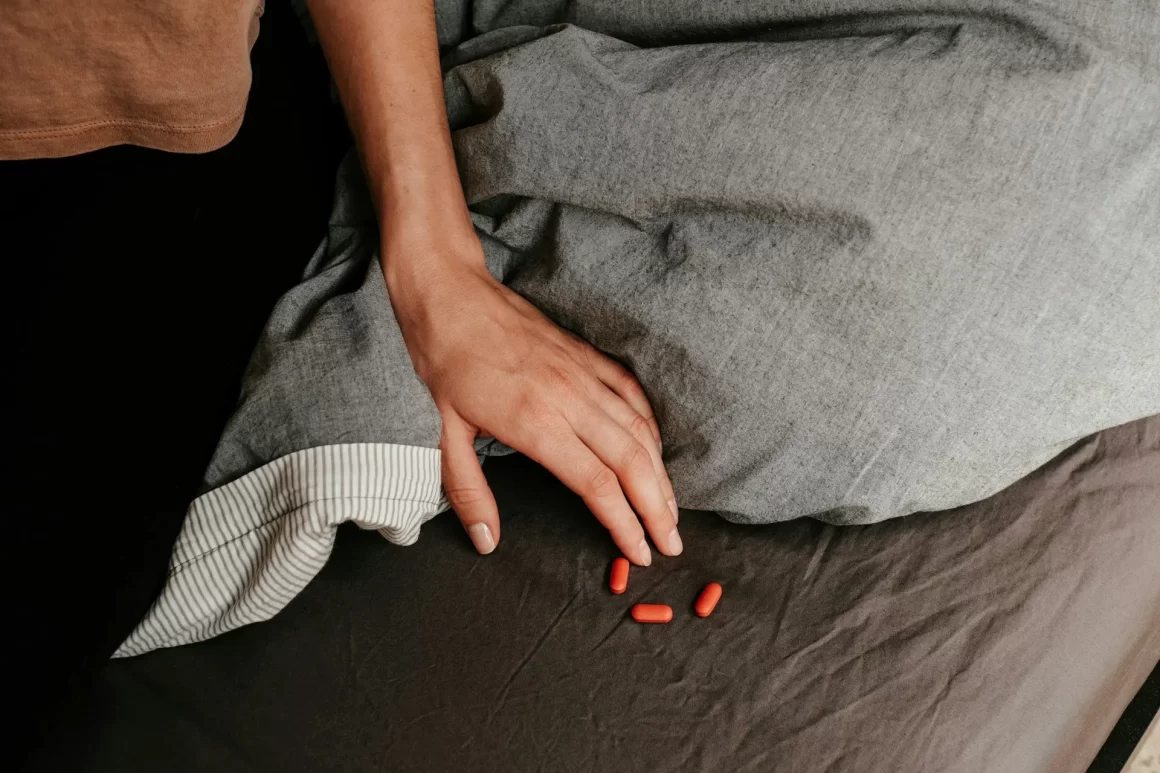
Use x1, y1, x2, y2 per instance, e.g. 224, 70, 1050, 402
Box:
609, 557, 630, 595
694, 582, 723, 618
631, 604, 673, 624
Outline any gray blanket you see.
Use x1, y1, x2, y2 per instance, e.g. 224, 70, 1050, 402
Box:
208, 0, 1160, 525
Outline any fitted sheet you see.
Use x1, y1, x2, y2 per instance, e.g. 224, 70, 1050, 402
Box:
29, 416, 1160, 772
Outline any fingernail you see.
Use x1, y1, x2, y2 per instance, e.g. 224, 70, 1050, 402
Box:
668, 497, 679, 523
468, 523, 496, 555
667, 528, 683, 556
638, 539, 652, 566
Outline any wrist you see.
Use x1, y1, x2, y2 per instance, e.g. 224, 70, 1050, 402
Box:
380, 228, 488, 305
379, 232, 493, 385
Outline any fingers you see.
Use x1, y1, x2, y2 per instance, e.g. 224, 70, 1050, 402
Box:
441, 410, 500, 555
581, 343, 678, 523
518, 420, 653, 566
582, 347, 663, 446
567, 403, 682, 557
593, 389, 679, 525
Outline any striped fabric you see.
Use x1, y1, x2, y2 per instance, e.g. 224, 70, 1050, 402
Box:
116, 443, 447, 658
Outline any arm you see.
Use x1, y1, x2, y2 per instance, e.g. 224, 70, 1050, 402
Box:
307, 0, 681, 564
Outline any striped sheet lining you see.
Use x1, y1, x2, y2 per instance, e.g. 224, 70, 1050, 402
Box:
115, 443, 447, 658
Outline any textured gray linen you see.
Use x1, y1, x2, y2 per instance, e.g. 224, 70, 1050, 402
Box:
207, 0, 1160, 525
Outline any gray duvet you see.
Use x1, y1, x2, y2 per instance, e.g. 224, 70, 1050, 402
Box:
206, 0, 1160, 524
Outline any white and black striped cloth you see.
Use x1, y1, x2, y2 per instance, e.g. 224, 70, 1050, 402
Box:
116, 443, 446, 658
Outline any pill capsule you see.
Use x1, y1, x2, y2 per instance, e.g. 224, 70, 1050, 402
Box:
631, 604, 673, 624
694, 582, 723, 618
609, 557, 630, 595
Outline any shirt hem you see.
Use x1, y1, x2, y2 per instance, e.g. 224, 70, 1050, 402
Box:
0, 108, 248, 161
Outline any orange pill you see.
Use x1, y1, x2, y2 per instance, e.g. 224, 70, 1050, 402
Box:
694, 582, 723, 617
609, 557, 630, 595
631, 604, 673, 624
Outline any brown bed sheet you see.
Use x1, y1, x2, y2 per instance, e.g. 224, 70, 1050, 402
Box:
28, 417, 1160, 772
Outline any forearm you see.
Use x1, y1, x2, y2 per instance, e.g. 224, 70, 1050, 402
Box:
307, 0, 482, 286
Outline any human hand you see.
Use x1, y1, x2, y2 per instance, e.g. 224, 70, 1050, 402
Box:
383, 239, 680, 566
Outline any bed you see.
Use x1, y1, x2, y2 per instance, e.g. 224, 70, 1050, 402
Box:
25, 416, 1158, 772
21, 1, 1159, 768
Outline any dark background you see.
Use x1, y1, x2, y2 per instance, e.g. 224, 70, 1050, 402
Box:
3, 2, 1153, 770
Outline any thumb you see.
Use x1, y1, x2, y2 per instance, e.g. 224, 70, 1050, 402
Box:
440, 410, 501, 555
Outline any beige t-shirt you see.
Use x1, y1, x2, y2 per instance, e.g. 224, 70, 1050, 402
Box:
0, 0, 263, 160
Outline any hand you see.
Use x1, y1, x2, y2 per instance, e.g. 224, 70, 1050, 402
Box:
384, 240, 680, 566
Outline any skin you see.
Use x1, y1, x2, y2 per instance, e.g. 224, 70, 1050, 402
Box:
307, 0, 681, 565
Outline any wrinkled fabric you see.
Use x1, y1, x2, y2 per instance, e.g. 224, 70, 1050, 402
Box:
208, 0, 1160, 525
37, 417, 1160, 773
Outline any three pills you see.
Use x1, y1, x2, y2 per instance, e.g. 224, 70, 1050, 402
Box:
609, 557, 722, 622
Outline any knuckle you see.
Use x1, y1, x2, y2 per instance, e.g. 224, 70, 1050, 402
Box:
585, 465, 621, 499
628, 414, 653, 441
623, 444, 653, 476
543, 365, 575, 394
444, 486, 489, 508
619, 371, 644, 395
518, 395, 554, 427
